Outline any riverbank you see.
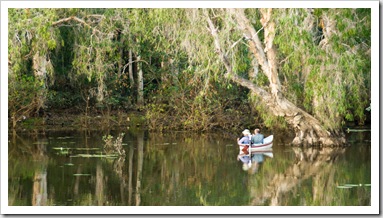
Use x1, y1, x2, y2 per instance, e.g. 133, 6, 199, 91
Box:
9, 108, 368, 138
9, 109, 147, 132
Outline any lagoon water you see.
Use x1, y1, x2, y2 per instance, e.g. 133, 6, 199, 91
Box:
8, 129, 371, 206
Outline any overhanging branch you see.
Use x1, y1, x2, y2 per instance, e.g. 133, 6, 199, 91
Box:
52, 16, 103, 35
203, 9, 271, 100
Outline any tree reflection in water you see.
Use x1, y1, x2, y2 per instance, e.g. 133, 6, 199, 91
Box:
8, 130, 371, 206
135, 131, 144, 206
9, 132, 49, 206
249, 146, 370, 206
32, 137, 48, 206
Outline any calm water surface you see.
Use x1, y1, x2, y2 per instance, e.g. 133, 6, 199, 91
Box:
8, 129, 371, 206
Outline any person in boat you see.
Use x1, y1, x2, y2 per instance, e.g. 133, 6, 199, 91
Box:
237, 129, 251, 146
251, 128, 264, 145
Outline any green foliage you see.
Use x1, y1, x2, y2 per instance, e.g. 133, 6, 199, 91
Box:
47, 90, 81, 109
273, 8, 370, 130
145, 103, 170, 131
8, 8, 371, 132
8, 73, 45, 127
8, 9, 61, 127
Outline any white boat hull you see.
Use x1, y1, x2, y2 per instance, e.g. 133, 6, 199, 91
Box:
241, 135, 273, 152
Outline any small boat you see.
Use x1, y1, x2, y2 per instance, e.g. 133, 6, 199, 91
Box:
240, 135, 273, 153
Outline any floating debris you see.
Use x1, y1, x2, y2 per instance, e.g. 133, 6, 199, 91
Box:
33, 142, 49, 145
155, 142, 177, 145
338, 183, 371, 189
344, 183, 371, 187
53, 147, 71, 155
73, 174, 91, 176
73, 148, 100, 151
344, 184, 360, 187
346, 128, 371, 133
337, 186, 352, 189
70, 154, 119, 158
64, 163, 74, 166
52, 147, 69, 150
57, 136, 75, 139
52, 147, 100, 151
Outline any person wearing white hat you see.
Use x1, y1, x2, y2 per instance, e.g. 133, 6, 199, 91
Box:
237, 129, 251, 146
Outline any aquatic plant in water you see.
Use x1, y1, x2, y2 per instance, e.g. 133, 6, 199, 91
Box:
102, 133, 126, 156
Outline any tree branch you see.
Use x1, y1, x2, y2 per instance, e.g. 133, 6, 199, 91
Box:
203, 9, 232, 78
52, 16, 103, 34
229, 8, 281, 97
204, 9, 345, 146
203, 9, 271, 100
225, 37, 244, 56
121, 59, 149, 76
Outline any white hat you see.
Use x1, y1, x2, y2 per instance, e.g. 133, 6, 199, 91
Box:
242, 129, 251, 135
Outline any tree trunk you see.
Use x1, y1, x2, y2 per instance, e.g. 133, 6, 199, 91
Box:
128, 49, 134, 89
205, 9, 346, 146
32, 52, 49, 113
137, 54, 144, 106
118, 38, 125, 79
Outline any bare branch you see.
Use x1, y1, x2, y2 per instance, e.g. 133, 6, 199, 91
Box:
225, 37, 244, 56
121, 59, 149, 75
255, 25, 265, 36
52, 16, 103, 35
228, 9, 271, 77
279, 52, 294, 64
229, 8, 281, 96
203, 9, 232, 77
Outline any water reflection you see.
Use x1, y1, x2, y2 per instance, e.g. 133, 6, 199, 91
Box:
8, 130, 371, 206
237, 151, 273, 174
135, 131, 144, 206
250, 146, 370, 206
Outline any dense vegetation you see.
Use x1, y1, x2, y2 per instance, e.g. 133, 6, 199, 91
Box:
8, 8, 371, 145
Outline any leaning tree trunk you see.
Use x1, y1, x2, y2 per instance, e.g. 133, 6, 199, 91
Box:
205, 9, 345, 146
